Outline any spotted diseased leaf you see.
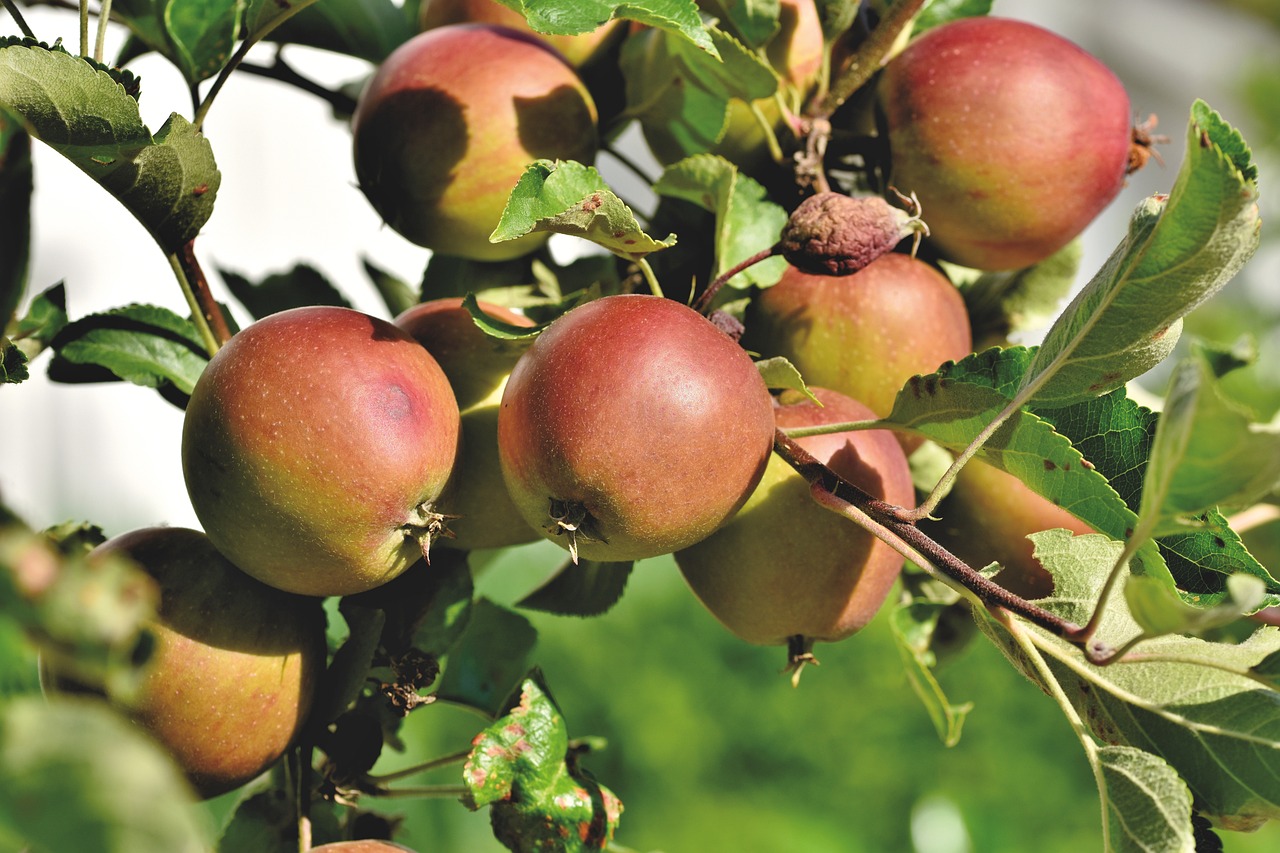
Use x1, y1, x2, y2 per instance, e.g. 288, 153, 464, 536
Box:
463, 675, 623, 851
1023, 101, 1261, 407
0, 43, 220, 251
491, 160, 676, 262
48, 303, 211, 404
653, 154, 787, 289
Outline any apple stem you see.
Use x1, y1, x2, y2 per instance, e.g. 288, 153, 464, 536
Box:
772, 429, 1099, 651
693, 243, 781, 315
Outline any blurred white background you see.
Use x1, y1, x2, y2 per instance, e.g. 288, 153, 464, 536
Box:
1, 0, 1277, 537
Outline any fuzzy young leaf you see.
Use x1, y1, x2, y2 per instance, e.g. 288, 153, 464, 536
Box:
0, 698, 211, 853
436, 598, 537, 717
0, 42, 220, 251
1095, 745, 1196, 853
517, 559, 633, 617
0, 109, 31, 325
889, 600, 973, 747
499, 0, 717, 56
620, 24, 778, 163
491, 160, 677, 262
1139, 356, 1280, 535
463, 675, 623, 850
220, 263, 352, 320
981, 528, 1280, 830
653, 154, 787, 289
1022, 101, 1261, 407
48, 303, 211, 400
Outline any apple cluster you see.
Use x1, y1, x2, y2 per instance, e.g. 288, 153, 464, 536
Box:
45, 2, 1139, 831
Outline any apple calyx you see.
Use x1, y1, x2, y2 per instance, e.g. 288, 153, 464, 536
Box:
401, 502, 457, 565
547, 498, 608, 564
784, 635, 820, 688
778, 190, 929, 277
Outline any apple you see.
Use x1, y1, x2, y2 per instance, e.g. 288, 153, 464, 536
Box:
352, 24, 599, 261
419, 0, 624, 68
394, 298, 540, 551
744, 252, 973, 448
497, 295, 775, 562
922, 459, 1095, 599
676, 388, 915, 652
182, 306, 461, 597
877, 16, 1132, 271
45, 527, 326, 799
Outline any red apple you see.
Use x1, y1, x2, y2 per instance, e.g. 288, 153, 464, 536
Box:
497, 295, 775, 562
46, 527, 326, 799
182, 306, 461, 597
877, 16, 1132, 270
352, 24, 599, 261
745, 252, 973, 449
395, 298, 540, 550
676, 388, 915, 649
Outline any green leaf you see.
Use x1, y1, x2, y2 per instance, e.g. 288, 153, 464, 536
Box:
1022, 102, 1261, 407
500, 0, 717, 56
620, 24, 777, 163
242, 0, 323, 43
463, 674, 623, 850
888, 601, 973, 747
981, 528, 1280, 830
421, 252, 537, 303
1139, 356, 1280, 535
0, 42, 220, 251
755, 355, 819, 404
48, 303, 211, 401
342, 552, 475, 658
653, 154, 787, 289
0, 338, 26, 384
516, 559, 633, 617
462, 293, 551, 341
363, 257, 418, 318
220, 263, 352, 320
1095, 745, 1196, 853
700, 0, 781, 48
269, 0, 417, 64
910, 346, 1280, 605
163, 0, 243, 84
13, 281, 69, 348
1124, 571, 1267, 639
436, 598, 537, 717
0, 697, 211, 853
491, 160, 677, 262
0, 107, 31, 326
911, 0, 994, 35
960, 239, 1082, 344
216, 765, 344, 852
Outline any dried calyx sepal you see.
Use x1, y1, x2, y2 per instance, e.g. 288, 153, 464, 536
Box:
779, 189, 929, 276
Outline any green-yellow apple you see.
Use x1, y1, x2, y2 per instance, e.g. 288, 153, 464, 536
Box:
352, 24, 599, 261
395, 298, 540, 550
182, 306, 461, 597
676, 388, 914, 653
419, 0, 624, 68
45, 527, 326, 799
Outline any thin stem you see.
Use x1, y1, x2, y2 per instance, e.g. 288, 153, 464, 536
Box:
749, 99, 785, 165
692, 243, 780, 314
194, 37, 255, 128
2, 0, 36, 38
772, 430, 1094, 647
782, 417, 894, 439
602, 142, 658, 187
364, 748, 472, 784
637, 258, 664, 298
294, 746, 312, 853
1119, 650, 1277, 689
169, 252, 221, 357
93, 0, 113, 63
810, 0, 925, 119
367, 784, 470, 799
78, 0, 89, 55
179, 240, 233, 346
236, 56, 359, 116
1003, 617, 1112, 851
1075, 529, 1147, 647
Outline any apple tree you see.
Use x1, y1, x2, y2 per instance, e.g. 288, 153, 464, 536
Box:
2, 0, 1279, 851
